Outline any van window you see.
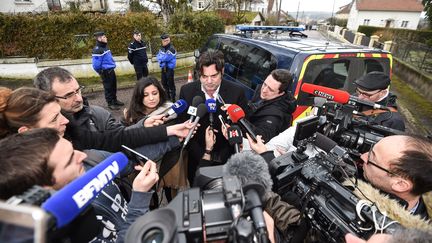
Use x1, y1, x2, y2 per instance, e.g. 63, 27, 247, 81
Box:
238, 47, 277, 91
201, 37, 219, 52
297, 59, 351, 105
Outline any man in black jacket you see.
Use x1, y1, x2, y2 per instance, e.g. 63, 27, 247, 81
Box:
354, 71, 405, 131
178, 50, 249, 183
33, 66, 193, 152
248, 69, 297, 142
127, 30, 149, 80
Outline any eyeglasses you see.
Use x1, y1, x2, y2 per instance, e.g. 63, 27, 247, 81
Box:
55, 86, 85, 100
365, 144, 398, 176
356, 88, 381, 98
201, 72, 220, 80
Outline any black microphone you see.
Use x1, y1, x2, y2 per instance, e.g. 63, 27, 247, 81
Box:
227, 104, 258, 142
183, 103, 208, 148
227, 125, 243, 153
187, 96, 204, 122
205, 98, 217, 129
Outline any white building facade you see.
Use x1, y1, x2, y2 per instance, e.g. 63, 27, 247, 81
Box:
0, 0, 128, 13
346, 0, 423, 31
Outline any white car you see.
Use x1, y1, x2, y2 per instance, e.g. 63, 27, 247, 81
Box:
139, 0, 161, 14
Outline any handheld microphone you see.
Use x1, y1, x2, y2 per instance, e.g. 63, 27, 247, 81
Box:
205, 98, 217, 128
301, 83, 389, 110
227, 125, 243, 153
227, 104, 258, 142
216, 93, 226, 105
187, 96, 204, 122
183, 103, 208, 148
42, 152, 128, 228
164, 99, 188, 118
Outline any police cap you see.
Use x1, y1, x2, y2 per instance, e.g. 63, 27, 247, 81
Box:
354, 71, 391, 91
160, 33, 169, 40
93, 31, 105, 37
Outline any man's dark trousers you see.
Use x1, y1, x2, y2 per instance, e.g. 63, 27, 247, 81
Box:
161, 68, 175, 101
134, 65, 148, 80
100, 69, 117, 104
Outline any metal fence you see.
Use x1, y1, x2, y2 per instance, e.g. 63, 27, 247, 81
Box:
344, 30, 355, 44
392, 38, 432, 73
361, 35, 370, 47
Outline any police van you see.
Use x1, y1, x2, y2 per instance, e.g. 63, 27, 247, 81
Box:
194, 25, 392, 121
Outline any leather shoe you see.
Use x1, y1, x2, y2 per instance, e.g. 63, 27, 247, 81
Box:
108, 104, 120, 110
113, 100, 124, 106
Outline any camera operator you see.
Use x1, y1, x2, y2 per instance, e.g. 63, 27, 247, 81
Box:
352, 134, 432, 222
353, 71, 405, 131
0, 128, 159, 242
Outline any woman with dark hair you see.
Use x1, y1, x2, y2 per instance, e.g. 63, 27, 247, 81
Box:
0, 87, 69, 139
123, 76, 173, 125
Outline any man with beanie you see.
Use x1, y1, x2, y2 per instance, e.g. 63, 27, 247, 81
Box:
92, 31, 124, 110
354, 71, 405, 131
127, 30, 149, 80
157, 33, 177, 102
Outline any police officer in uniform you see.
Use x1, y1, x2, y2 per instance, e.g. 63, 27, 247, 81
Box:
156, 33, 177, 102
92, 31, 124, 110
127, 30, 149, 80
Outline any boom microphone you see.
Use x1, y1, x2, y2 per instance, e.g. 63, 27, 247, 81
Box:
164, 99, 188, 118
42, 152, 128, 228
301, 83, 389, 110
183, 103, 208, 148
188, 96, 204, 122
205, 98, 217, 128
227, 104, 258, 142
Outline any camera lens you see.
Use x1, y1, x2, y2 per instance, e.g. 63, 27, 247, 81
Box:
142, 228, 164, 243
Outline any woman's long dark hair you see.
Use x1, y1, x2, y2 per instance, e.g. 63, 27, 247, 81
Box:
124, 76, 168, 125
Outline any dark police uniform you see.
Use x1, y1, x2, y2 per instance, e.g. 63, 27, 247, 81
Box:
127, 33, 149, 80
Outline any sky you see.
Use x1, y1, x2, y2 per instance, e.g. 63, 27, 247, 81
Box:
281, 0, 352, 13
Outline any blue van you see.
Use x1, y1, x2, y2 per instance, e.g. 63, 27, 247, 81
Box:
194, 26, 392, 121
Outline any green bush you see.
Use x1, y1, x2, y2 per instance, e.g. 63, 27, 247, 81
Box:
358, 25, 432, 44
0, 11, 222, 59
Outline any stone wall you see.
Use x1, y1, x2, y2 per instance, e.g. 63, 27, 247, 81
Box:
393, 58, 432, 102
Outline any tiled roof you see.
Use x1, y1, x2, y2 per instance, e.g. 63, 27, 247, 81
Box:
336, 2, 353, 14
356, 0, 424, 12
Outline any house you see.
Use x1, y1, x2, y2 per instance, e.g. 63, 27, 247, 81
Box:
0, 0, 128, 13
346, 0, 424, 31
335, 1, 352, 20
191, 0, 267, 14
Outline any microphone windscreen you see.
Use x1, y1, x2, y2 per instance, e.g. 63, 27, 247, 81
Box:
191, 96, 204, 107
301, 83, 350, 104
42, 152, 128, 228
172, 99, 188, 114
196, 103, 208, 118
205, 99, 217, 113
223, 151, 273, 191
313, 132, 337, 153
227, 125, 243, 145
227, 104, 245, 123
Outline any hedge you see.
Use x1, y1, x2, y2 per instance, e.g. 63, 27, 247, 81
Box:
358, 25, 432, 44
0, 11, 224, 59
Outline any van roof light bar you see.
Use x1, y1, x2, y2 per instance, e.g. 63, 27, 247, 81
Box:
235, 25, 305, 32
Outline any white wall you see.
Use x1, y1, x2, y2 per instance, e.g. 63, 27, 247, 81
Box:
0, 0, 48, 13
347, 3, 421, 31
106, 0, 129, 13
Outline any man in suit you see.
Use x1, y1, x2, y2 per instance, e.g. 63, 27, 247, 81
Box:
178, 50, 249, 183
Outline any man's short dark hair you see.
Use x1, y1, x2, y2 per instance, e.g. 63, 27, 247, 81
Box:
390, 135, 432, 196
33, 66, 75, 91
0, 128, 59, 199
198, 50, 225, 75
270, 69, 293, 93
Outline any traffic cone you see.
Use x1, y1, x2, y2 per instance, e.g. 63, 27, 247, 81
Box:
187, 70, 193, 83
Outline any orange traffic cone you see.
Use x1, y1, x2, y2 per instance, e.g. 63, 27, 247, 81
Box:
187, 70, 193, 83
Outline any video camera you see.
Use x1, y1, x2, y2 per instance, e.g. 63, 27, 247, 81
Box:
270, 128, 402, 242
125, 167, 270, 243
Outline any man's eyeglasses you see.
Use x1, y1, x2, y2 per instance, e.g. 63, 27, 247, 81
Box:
201, 72, 220, 80
55, 86, 85, 100
365, 144, 398, 176
356, 88, 381, 98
